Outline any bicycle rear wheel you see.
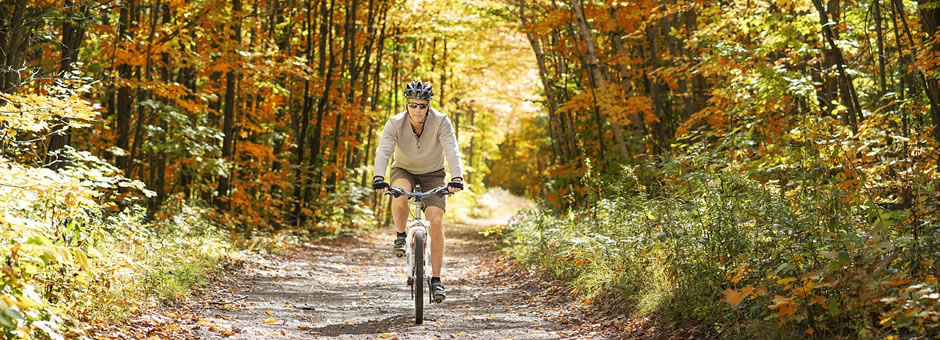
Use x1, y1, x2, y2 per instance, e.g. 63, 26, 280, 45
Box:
413, 230, 426, 324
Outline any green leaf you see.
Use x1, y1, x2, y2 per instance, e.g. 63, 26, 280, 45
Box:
0, 310, 15, 328
838, 251, 850, 264
4, 308, 24, 322
26, 236, 47, 246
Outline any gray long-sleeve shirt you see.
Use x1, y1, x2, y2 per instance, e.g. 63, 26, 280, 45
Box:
373, 108, 463, 180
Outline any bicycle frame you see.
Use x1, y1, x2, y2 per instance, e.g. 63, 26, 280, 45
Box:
404, 189, 431, 295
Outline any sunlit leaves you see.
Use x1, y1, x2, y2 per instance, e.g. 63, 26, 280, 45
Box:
503, 0, 940, 337
0, 90, 98, 136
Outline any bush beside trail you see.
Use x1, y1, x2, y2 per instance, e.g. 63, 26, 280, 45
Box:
502, 157, 940, 339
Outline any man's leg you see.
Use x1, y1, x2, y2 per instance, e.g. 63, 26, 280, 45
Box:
390, 178, 412, 233
389, 178, 412, 256
413, 169, 447, 302
425, 206, 445, 277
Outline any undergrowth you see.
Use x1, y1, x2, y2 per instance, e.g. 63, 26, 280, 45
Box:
501, 155, 940, 339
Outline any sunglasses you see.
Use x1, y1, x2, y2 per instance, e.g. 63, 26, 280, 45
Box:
408, 103, 429, 109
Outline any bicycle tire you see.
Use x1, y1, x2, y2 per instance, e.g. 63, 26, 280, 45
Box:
413, 229, 426, 324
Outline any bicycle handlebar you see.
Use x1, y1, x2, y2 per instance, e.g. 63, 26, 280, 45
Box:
385, 185, 453, 200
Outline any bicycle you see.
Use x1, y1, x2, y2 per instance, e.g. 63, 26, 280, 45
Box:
385, 184, 453, 324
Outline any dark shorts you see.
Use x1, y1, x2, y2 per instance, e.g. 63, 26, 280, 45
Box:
389, 167, 447, 212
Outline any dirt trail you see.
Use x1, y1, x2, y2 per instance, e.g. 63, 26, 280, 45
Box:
187, 218, 579, 339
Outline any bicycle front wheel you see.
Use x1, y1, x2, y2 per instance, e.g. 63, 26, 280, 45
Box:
413, 229, 425, 324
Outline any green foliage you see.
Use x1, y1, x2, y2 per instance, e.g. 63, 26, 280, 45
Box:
122, 200, 229, 305
499, 0, 940, 337
300, 177, 376, 235
138, 98, 226, 181
0, 150, 234, 338
504, 152, 940, 338
0, 84, 237, 338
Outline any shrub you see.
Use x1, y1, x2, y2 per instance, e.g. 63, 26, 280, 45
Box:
503, 155, 940, 338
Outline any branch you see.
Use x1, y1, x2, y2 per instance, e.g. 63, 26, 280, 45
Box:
0, 183, 38, 193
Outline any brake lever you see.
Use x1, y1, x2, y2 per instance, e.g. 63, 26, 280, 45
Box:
385, 187, 405, 198
436, 186, 454, 197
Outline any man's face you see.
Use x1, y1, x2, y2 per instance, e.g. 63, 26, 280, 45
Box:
407, 99, 429, 125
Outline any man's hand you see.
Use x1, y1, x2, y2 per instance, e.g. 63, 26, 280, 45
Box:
447, 177, 463, 193
373, 176, 389, 193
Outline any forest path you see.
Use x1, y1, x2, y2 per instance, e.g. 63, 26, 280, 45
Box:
96, 192, 645, 339
187, 218, 582, 339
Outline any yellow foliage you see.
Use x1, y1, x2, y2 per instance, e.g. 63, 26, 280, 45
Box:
0, 91, 98, 137
722, 284, 755, 308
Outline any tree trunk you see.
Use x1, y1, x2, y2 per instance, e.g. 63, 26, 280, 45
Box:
115, 0, 136, 171
673, 8, 693, 121
549, 23, 579, 163
216, 0, 242, 210
520, 1, 564, 164
293, 0, 317, 226
607, 5, 643, 159
364, 26, 385, 192
349, 0, 384, 186
440, 37, 448, 109
151, 3, 172, 214
57, 0, 86, 84
127, 1, 162, 179
48, 0, 88, 169
0, 0, 30, 94
356, 0, 387, 187
467, 105, 475, 184
327, 110, 344, 191
816, 0, 839, 117
812, 0, 862, 133
176, 53, 197, 198
570, 0, 630, 162
563, 19, 607, 163
329, 0, 357, 191
309, 0, 338, 201
644, 20, 665, 154
918, 1, 940, 144
358, 0, 381, 111
361, 124, 374, 187
344, 0, 359, 100
372, 22, 386, 113
874, 0, 888, 97
888, 0, 909, 138
892, 0, 940, 139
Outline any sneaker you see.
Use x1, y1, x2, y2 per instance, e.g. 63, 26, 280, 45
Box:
393, 233, 406, 257
431, 280, 445, 303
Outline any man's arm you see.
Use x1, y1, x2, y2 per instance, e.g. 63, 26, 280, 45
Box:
374, 119, 398, 180
438, 115, 463, 180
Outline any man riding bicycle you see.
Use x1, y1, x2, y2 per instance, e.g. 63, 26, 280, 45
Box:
372, 80, 464, 302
